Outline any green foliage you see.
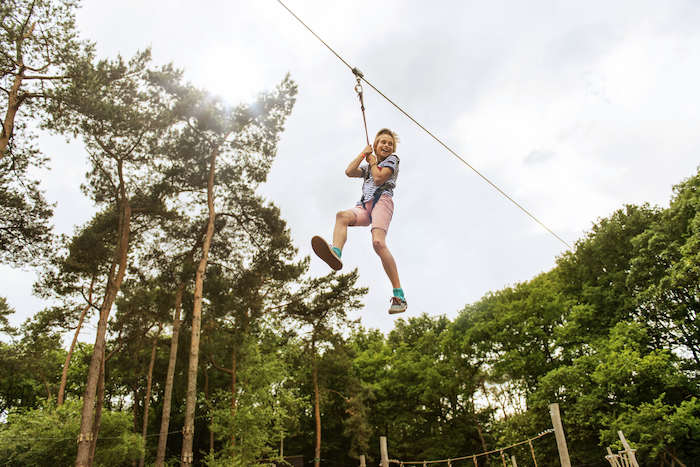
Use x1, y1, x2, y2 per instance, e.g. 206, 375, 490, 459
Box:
460, 271, 570, 390
0, 296, 16, 336
0, 0, 88, 92
204, 333, 305, 467
600, 396, 700, 462
0, 129, 54, 266
0, 0, 93, 265
628, 168, 700, 364
0, 326, 65, 414
0, 400, 142, 466
528, 321, 695, 465
556, 204, 660, 346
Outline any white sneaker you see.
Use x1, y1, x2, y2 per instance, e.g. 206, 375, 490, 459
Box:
388, 296, 407, 314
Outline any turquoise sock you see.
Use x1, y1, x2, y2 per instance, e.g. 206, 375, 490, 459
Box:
393, 288, 405, 299
331, 246, 342, 258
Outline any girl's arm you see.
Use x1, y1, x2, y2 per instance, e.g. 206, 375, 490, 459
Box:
367, 154, 394, 185
345, 145, 373, 178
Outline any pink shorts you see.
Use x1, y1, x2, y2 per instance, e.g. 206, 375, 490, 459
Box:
350, 194, 394, 232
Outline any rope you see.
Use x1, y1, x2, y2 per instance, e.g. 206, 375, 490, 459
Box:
275, 0, 572, 249
396, 429, 553, 465
353, 68, 371, 147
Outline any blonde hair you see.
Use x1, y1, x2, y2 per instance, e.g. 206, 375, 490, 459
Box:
373, 128, 399, 155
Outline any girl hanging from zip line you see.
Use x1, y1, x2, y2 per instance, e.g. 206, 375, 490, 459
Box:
311, 128, 407, 314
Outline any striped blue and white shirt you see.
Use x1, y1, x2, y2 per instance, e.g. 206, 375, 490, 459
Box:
357, 154, 400, 205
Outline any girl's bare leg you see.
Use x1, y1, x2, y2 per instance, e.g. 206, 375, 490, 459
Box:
371, 228, 401, 289
332, 210, 356, 251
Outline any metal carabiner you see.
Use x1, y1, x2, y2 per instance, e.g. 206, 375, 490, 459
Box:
354, 77, 363, 96
352, 67, 365, 95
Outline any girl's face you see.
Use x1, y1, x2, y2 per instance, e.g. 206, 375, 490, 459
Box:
374, 133, 395, 160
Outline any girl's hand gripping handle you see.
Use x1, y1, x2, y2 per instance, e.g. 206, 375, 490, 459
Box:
362, 145, 378, 166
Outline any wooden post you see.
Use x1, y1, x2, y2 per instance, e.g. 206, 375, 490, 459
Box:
605, 447, 622, 467
380, 436, 389, 467
359, 454, 366, 467
529, 440, 538, 467
549, 403, 572, 467
617, 431, 640, 467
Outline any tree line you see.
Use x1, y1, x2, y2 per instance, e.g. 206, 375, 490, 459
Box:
1, 1, 698, 466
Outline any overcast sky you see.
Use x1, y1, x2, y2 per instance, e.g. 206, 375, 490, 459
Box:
3, 0, 699, 335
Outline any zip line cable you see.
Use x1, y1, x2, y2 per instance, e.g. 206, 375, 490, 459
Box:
275, 0, 572, 249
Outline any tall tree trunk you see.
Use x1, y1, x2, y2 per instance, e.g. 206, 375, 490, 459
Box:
0, 71, 23, 156
495, 387, 509, 421
230, 347, 237, 447
204, 366, 213, 456
312, 340, 321, 467
76, 172, 131, 467
59, 277, 95, 406
133, 388, 141, 433
89, 342, 121, 467
471, 395, 488, 453
181, 144, 219, 466
155, 283, 184, 467
88, 349, 106, 467
1, 19, 36, 156
40, 374, 52, 400
139, 324, 162, 467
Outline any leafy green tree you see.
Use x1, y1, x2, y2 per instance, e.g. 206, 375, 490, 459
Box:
153, 251, 196, 467
628, 168, 700, 366
460, 271, 569, 392
148, 75, 298, 466
107, 277, 170, 467
0, 143, 53, 264
204, 328, 305, 467
529, 321, 695, 466
0, 400, 142, 466
343, 327, 388, 463
555, 204, 660, 348
0, 0, 90, 154
0, 327, 64, 414
309, 335, 375, 465
599, 396, 699, 465
285, 270, 366, 467
371, 314, 489, 461
33, 209, 116, 405
0, 0, 92, 264
150, 155, 293, 465
200, 183, 306, 452
43, 48, 181, 466
0, 296, 16, 336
